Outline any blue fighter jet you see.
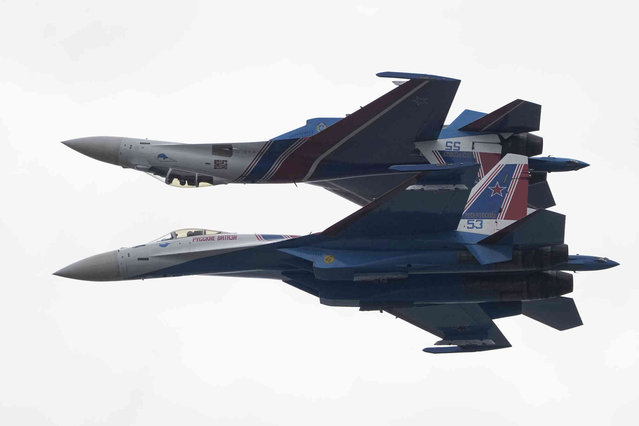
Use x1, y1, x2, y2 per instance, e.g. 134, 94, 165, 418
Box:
55, 155, 617, 353
61, 72, 587, 209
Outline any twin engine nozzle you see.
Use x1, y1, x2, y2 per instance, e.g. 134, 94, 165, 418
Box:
501, 132, 543, 157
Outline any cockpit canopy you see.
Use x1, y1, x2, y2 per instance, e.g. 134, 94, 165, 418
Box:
151, 228, 225, 242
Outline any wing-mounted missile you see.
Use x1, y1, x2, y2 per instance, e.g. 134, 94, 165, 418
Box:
555, 255, 619, 271
529, 156, 589, 172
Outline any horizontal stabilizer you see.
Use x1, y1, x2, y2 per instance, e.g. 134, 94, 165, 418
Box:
459, 99, 541, 133
466, 244, 513, 265
522, 297, 583, 330
480, 209, 565, 246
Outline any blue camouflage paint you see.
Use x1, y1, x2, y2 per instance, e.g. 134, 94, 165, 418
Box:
438, 110, 487, 139
272, 118, 342, 141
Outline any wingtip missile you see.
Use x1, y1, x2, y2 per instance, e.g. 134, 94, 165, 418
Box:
529, 156, 589, 172
556, 255, 619, 271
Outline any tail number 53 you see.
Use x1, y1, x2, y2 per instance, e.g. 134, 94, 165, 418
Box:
466, 219, 483, 229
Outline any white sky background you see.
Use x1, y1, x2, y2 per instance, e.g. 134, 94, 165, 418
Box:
1, 0, 638, 424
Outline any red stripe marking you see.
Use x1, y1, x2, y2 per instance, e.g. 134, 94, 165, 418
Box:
267, 79, 426, 182
503, 164, 528, 220
260, 137, 307, 182
498, 163, 521, 220
479, 153, 501, 178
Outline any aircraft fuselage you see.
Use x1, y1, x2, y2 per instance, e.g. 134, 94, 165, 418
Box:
55, 230, 616, 308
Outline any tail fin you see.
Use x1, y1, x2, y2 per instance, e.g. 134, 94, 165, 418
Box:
458, 153, 529, 236
459, 99, 541, 133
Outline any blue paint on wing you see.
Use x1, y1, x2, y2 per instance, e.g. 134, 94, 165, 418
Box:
272, 117, 342, 140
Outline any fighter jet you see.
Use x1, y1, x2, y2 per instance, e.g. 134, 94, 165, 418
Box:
55, 155, 617, 353
61, 72, 588, 208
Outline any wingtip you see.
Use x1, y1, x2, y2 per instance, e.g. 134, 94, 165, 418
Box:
376, 71, 460, 82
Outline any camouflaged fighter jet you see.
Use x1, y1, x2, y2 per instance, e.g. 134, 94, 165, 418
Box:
55, 154, 617, 353
61, 72, 587, 209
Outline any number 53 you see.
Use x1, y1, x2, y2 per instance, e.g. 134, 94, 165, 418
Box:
466, 219, 483, 229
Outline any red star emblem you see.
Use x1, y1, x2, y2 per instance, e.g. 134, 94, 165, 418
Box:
488, 181, 506, 197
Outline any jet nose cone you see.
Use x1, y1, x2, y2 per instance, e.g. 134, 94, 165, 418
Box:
62, 136, 123, 166
606, 259, 620, 268
570, 159, 590, 170
54, 250, 122, 281
577, 160, 590, 170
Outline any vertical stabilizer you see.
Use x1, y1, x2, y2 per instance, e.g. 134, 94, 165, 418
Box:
458, 153, 529, 236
